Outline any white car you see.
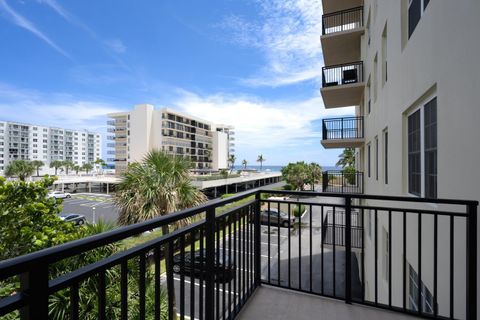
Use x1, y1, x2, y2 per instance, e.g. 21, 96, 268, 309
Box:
48, 191, 72, 199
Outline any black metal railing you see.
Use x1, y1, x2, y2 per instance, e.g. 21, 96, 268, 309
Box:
322, 61, 364, 88
0, 190, 477, 320
322, 6, 364, 35
322, 210, 363, 248
322, 170, 364, 194
322, 117, 364, 141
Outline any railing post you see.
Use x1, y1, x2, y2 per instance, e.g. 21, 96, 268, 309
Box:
20, 266, 49, 320
205, 207, 216, 320
254, 192, 262, 287
466, 203, 477, 320
344, 196, 352, 304
341, 118, 344, 139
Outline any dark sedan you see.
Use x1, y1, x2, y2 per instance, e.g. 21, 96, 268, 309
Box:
172, 249, 235, 282
60, 213, 87, 226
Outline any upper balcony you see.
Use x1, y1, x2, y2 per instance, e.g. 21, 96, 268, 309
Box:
321, 6, 364, 66
322, 0, 363, 15
321, 61, 364, 108
321, 116, 364, 149
0, 190, 476, 320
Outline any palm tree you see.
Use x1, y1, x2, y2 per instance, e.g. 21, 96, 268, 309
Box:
336, 148, 356, 168
256, 154, 265, 171
4, 160, 35, 181
242, 159, 248, 170
228, 154, 236, 173
308, 162, 323, 191
114, 150, 206, 315
62, 160, 75, 175
31, 160, 44, 177
50, 160, 63, 175
82, 163, 93, 175
73, 165, 82, 175
94, 158, 106, 173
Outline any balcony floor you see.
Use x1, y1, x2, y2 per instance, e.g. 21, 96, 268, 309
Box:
237, 286, 422, 320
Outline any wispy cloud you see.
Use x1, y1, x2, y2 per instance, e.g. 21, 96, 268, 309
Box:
0, 83, 118, 132
104, 39, 126, 54
218, 0, 324, 87
0, 0, 71, 59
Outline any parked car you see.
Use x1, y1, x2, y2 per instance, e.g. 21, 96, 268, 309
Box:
260, 208, 295, 227
172, 249, 235, 282
48, 191, 72, 199
60, 213, 86, 226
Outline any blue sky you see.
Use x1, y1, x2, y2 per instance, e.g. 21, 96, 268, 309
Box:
0, 0, 354, 166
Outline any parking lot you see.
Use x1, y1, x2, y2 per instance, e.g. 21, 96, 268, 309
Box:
60, 193, 119, 224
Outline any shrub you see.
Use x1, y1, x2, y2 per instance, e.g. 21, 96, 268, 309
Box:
292, 204, 306, 217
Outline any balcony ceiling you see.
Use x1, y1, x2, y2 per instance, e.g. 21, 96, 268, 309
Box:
237, 286, 422, 320
322, 0, 363, 15
321, 28, 364, 66
320, 82, 365, 108
321, 138, 365, 149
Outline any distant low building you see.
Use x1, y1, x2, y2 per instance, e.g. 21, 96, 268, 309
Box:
0, 120, 102, 174
107, 104, 235, 174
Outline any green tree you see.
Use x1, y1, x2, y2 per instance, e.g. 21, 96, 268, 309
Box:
307, 162, 323, 191
31, 160, 45, 177
281, 161, 310, 191
113, 150, 206, 314
242, 159, 248, 169
336, 148, 356, 168
82, 163, 93, 175
73, 165, 82, 175
62, 160, 75, 175
343, 166, 357, 185
94, 158, 106, 173
0, 176, 78, 260
228, 154, 236, 173
4, 160, 35, 181
50, 160, 63, 175
256, 154, 265, 171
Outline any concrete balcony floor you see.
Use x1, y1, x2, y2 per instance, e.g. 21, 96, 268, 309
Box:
237, 286, 422, 320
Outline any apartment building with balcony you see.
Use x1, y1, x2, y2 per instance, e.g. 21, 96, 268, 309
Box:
107, 104, 235, 174
0, 120, 101, 174
319, 0, 480, 318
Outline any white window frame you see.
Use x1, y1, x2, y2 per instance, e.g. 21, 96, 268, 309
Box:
406, 94, 436, 197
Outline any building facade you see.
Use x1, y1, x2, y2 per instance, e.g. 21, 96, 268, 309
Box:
319, 0, 480, 318
107, 104, 235, 174
0, 120, 102, 174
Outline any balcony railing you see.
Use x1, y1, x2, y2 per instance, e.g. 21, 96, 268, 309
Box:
322, 6, 364, 35
322, 209, 363, 248
322, 117, 364, 141
322, 61, 363, 88
0, 190, 477, 320
322, 170, 364, 194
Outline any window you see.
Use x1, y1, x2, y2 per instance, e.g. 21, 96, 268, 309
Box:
382, 227, 389, 281
408, 110, 421, 195
408, 0, 429, 38
367, 143, 371, 178
366, 77, 371, 114
407, 97, 437, 197
368, 210, 372, 239
382, 24, 388, 85
373, 54, 378, 102
408, 264, 434, 313
375, 136, 379, 180
384, 129, 389, 184
424, 98, 437, 198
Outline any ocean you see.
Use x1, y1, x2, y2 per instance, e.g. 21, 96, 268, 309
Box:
233, 165, 341, 172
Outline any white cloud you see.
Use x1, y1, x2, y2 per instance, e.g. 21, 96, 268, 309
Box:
0, 83, 118, 132
0, 0, 71, 59
104, 39, 127, 54
219, 0, 324, 87
171, 89, 354, 150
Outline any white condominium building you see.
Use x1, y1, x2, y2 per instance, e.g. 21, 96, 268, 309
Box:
107, 104, 235, 174
319, 0, 480, 318
0, 120, 102, 173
